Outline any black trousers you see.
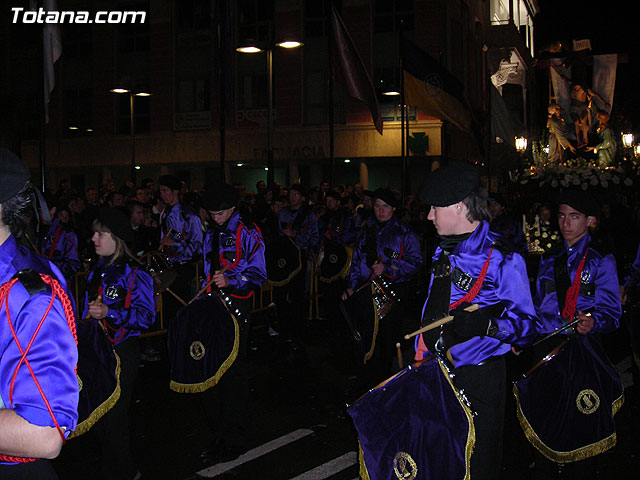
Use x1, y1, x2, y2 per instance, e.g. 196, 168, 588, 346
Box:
0, 459, 58, 479
453, 356, 506, 480
200, 297, 251, 449
93, 336, 140, 480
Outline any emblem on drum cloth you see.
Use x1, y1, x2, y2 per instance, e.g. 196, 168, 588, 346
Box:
277, 258, 287, 268
576, 389, 600, 414
393, 451, 417, 479
190, 341, 206, 360
329, 254, 338, 264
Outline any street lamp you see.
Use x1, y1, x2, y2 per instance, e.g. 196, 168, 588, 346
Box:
236, 39, 302, 187
110, 85, 152, 184
515, 136, 528, 153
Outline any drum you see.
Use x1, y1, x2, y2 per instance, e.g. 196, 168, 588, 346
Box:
347, 357, 474, 480
317, 239, 352, 283
140, 251, 177, 294
265, 237, 302, 286
167, 294, 239, 393
513, 334, 624, 463
340, 280, 396, 364
68, 320, 121, 439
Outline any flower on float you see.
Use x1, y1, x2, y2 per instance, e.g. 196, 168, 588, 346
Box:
551, 180, 558, 188
581, 183, 588, 190
624, 178, 633, 186
589, 176, 598, 185
560, 180, 569, 187
612, 176, 620, 184
572, 177, 581, 185
601, 180, 608, 188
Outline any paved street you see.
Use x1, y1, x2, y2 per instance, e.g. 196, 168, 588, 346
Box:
53, 290, 640, 480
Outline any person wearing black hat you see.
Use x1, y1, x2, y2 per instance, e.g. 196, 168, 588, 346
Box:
195, 183, 267, 463
344, 187, 423, 385
353, 189, 375, 232
528, 190, 622, 479
0, 148, 79, 479
415, 161, 537, 480
276, 183, 319, 329
319, 190, 357, 246
158, 174, 203, 319
83, 207, 155, 480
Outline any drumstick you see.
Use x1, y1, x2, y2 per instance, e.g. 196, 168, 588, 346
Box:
404, 304, 479, 340
188, 264, 231, 304
83, 294, 103, 320
396, 343, 404, 369
165, 287, 188, 307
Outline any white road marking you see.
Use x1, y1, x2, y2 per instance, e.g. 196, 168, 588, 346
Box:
287, 451, 358, 480
196, 428, 314, 477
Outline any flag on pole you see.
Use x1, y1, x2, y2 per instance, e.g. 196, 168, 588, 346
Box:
330, 4, 383, 135
43, 0, 62, 123
401, 37, 471, 133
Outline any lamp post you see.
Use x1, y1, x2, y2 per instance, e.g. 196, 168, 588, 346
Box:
110, 86, 151, 184
515, 136, 528, 154
237, 39, 302, 187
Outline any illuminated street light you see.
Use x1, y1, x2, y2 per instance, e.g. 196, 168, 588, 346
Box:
515, 136, 528, 153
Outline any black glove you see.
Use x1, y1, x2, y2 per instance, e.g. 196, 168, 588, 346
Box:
451, 304, 492, 340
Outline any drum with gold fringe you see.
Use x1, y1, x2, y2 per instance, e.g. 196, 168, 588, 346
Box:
513, 334, 624, 463
347, 356, 474, 480
68, 320, 121, 439
167, 294, 239, 393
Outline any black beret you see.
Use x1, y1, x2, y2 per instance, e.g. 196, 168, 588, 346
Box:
554, 189, 600, 217
0, 148, 30, 203
97, 207, 134, 244
158, 174, 181, 191
325, 190, 341, 201
201, 183, 240, 211
373, 188, 400, 208
420, 161, 480, 207
290, 183, 308, 197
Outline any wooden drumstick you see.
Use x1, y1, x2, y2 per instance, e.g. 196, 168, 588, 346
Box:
165, 287, 188, 307
396, 342, 403, 369
404, 304, 479, 340
83, 294, 103, 320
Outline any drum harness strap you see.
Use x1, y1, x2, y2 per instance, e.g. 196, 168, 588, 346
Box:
0, 271, 78, 464
555, 248, 590, 322
209, 222, 261, 300
416, 248, 494, 359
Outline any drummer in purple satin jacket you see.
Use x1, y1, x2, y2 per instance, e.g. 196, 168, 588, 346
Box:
201, 183, 267, 303
158, 174, 203, 264
278, 183, 319, 253
0, 149, 79, 479
344, 188, 423, 384
39, 205, 82, 280
346, 188, 422, 292
321, 191, 357, 246
83, 207, 155, 480
414, 162, 536, 480
197, 183, 266, 464
535, 191, 621, 337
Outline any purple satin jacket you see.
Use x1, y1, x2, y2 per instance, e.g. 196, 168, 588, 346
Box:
321, 209, 357, 246
160, 202, 203, 263
535, 233, 621, 336
348, 215, 423, 290
82, 257, 155, 345
417, 221, 537, 367
0, 234, 79, 449
39, 218, 82, 278
278, 205, 319, 252
203, 211, 267, 298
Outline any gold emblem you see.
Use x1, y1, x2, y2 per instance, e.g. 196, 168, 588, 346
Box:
77, 374, 83, 392
393, 451, 417, 480
329, 254, 338, 264
576, 389, 600, 414
190, 341, 206, 360
277, 258, 287, 268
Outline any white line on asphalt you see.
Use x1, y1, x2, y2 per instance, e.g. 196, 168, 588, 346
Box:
196, 428, 315, 477
287, 451, 357, 480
